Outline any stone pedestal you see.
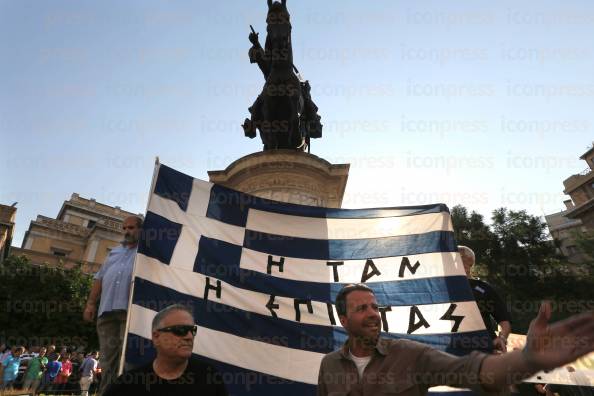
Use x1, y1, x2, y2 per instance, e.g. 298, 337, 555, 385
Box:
208, 150, 349, 208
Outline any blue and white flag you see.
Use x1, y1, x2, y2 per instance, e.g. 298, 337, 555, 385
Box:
124, 162, 491, 395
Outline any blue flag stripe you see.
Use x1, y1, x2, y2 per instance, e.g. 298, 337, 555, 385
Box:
244, 229, 457, 260
153, 164, 194, 212
138, 211, 183, 265
207, 183, 449, 222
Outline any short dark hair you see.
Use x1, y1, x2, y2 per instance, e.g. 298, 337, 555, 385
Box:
126, 215, 143, 228
335, 283, 374, 316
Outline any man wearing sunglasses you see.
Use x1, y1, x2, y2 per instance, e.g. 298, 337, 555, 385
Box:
104, 304, 227, 395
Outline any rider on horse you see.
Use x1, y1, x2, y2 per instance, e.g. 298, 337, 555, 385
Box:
243, 0, 322, 151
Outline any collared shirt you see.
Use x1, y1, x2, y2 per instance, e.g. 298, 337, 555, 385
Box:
349, 351, 371, 378
317, 338, 500, 396
94, 245, 137, 317
79, 356, 98, 378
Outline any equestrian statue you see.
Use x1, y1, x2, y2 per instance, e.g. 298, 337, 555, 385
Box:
242, 0, 323, 152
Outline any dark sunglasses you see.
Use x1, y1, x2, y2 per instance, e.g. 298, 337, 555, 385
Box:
157, 325, 197, 337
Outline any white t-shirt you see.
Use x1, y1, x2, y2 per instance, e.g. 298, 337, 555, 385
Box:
349, 350, 372, 378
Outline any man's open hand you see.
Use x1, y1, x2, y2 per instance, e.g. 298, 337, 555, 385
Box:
523, 301, 594, 370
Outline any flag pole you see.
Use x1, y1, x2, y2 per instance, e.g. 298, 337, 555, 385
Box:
118, 156, 160, 374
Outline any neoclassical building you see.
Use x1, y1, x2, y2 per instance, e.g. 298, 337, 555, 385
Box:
0, 203, 17, 261
546, 143, 594, 263
14, 193, 141, 273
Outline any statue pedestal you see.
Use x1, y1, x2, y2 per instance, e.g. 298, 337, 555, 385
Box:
208, 150, 349, 208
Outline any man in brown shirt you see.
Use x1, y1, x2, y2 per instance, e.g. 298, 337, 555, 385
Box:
317, 284, 594, 396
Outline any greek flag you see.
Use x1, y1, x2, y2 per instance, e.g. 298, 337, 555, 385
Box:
123, 162, 490, 395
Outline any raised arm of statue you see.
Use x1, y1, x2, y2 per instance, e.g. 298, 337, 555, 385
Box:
248, 26, 270, 78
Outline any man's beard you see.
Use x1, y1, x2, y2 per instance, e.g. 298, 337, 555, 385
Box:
350, 322, 380, 349
123, 234, 138, 245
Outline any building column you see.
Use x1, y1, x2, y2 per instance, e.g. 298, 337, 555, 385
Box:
24, 236, 34, 250
86, 239, 99, 263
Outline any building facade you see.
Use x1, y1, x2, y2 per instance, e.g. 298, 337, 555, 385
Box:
563, 144, 594, 230
14, 193, 140, 273
544, 204, 587, 263
545, 143, 594, 263
0, 203, 17, 262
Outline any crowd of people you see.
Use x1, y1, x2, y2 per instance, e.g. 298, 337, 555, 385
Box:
0, 344, 99, 395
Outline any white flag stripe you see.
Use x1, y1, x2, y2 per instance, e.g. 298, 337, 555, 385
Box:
169, 226, 199, 272
134, 254, 486, 334
429, 386, 472, 392
383, 303, 485, 335
149, 194, 245, 246
240, 250, 466, 284
128, 304, 323, 384
186, 178, 214, 218
246, 209, 453, 240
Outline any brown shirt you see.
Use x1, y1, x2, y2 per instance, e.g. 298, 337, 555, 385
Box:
317, 338, 499, 396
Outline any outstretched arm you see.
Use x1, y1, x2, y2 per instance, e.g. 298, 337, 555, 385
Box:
480, 302, 594, 391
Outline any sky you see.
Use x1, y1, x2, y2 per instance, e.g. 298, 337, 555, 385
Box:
2, 0, 594, 246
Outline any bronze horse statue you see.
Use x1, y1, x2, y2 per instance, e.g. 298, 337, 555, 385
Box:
243, 0, 322, 151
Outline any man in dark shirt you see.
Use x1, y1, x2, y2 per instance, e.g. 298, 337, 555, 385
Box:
104, 304, 227, 396
459, 246, 512, 352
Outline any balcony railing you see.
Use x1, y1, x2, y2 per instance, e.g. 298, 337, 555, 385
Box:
578, 167, 592, 176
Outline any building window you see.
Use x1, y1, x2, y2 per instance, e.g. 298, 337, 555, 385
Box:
51, 248, 69, 257
87, 220, 97, 229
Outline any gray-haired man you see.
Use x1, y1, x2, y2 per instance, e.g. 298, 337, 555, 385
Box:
104, 304, 228, 396
459, 245, 512, 353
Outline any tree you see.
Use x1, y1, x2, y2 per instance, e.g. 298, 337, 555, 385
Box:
574, 229, 594, 264
451, 205, 594, 333
0, 255, 98, 351
490, 208, 558, 285
450, 205, 498, 272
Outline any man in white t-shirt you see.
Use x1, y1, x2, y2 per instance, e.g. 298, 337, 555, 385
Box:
317, 283, 594, 396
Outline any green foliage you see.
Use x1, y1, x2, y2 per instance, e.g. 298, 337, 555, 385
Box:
450, 205, 498, 272
574, 229, 594, 264
0, 255, 98, 351
451, 205, 594, 333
